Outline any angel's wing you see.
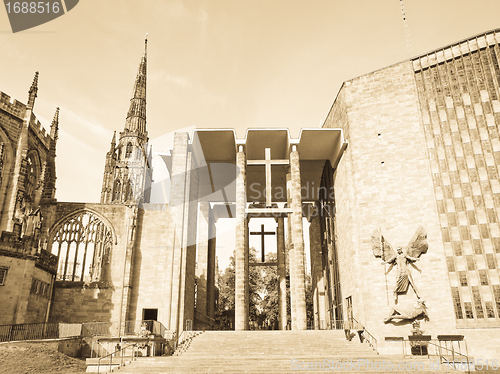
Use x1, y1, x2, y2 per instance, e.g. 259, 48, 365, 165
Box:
371, 229, 396, 263
406, 226, 428, 258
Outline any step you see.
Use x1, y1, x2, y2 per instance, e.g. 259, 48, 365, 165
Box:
111, 331, 468, 373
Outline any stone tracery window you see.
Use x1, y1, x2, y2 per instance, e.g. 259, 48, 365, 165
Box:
113, 180, 122, 202
51, 212, 112, 282
125, 142, 133, 159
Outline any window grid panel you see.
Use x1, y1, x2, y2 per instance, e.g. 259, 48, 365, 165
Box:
416, 41, 500, 327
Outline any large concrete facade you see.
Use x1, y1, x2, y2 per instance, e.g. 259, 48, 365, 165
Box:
323, 29, 500, 358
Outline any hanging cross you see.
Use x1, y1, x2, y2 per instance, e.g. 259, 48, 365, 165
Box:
250, 224, 276, 262
247, 148, 288, 206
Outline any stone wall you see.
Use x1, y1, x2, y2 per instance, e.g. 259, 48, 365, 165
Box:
128, 204, 172, 324
48, 203, 132, 325
0, 254, 53, 325
324, 60, 457, 353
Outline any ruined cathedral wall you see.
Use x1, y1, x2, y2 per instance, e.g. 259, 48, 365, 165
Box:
0, 255, 52, 325
48, 202, 132, 324
324, 61, 456, 351
0, 95, 52, 232
129, 204, 172, 325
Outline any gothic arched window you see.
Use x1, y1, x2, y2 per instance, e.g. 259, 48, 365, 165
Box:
51, 212, 113, 282
126, 180, 134, 202
125, 142, 133, 159
113, 180, 122, 202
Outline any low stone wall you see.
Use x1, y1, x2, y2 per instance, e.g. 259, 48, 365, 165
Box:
0, 336, 84, 357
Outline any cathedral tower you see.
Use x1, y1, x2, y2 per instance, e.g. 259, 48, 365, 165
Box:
101, 38, 153, 204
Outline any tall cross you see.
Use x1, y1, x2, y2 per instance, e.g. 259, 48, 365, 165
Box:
250, 224, 276, 262
247, 148, 288, 206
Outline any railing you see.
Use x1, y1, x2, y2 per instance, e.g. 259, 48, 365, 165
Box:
0, 322, 81, 342
360, 327, 378, 351
82, 322, 117, 337
90, 340, 109, 359
334, 318, 377, 351
385, 335, 470, 374
97, 342, 137, 374
82, 320, 173, 340
414, 337, 470, 374
328, 319, 345, 330
84, 320, 175, 358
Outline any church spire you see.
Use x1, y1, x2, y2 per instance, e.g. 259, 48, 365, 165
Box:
27, 71, 39, 110
109, 131, 116, 152
50, 107, 60, 140
101, 37, 152, 205
124, 37, 147, 134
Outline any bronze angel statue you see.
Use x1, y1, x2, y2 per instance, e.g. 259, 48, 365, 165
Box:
372, 226, 428, 304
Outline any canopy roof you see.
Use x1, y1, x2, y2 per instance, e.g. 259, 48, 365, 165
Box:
162, 128, 346, 204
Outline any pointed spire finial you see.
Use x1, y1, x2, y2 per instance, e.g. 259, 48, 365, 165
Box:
124, 40, 147, 134
50, 107, 59, 140
27, 71, 39, 109
109, 131, 116, 153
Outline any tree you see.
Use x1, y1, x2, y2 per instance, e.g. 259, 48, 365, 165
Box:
260, 252, 279, 328
215, 248, 262, 329
215, 249, 314, 330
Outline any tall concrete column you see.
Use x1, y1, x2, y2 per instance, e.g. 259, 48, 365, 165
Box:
165, 132, 199, 333
286, 172, 296, 330
290, 146, 307, 330
165, 132, 190, 330
277, 216, 287, 330
235, 146, 248, 330
196, 201, 210, 317
177, 150, 199, 332
309, 213, 327, 330
207, 210, 217, 319
245, 216, 250, 330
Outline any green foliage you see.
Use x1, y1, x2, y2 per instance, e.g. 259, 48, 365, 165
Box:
215, 248, 262, 329
215, 249, 314, 330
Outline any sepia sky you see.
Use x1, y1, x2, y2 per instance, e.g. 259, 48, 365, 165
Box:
1, 0, 500, 268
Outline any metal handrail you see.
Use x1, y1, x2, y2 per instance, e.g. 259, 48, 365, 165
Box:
97, 342, 136, 374
82, 319, 173, 339
417, 339, 471, 374
90, 339, 109, 359
0, 322, 81, 342
328, 319, 345, 330
350, 317, 378, 351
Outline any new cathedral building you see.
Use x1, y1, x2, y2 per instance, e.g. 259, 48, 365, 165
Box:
1, 29, 500, 359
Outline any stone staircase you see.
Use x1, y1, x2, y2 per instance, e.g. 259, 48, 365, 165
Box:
117, 330, 467, 373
